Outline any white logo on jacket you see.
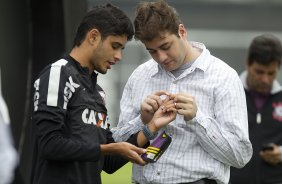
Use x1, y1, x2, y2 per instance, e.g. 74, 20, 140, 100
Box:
273, 102, 282, 122
63, 76, 79, 109
33, 79, 40, 111
81, 108, 108, 129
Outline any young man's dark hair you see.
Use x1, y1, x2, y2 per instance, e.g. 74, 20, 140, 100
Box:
73, 3, 134, 47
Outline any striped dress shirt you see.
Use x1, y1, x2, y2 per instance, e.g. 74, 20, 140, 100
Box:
113, 42, 253, 184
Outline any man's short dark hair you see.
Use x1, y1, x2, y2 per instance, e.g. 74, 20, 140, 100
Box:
247, 34, 282, 67
73, 3, 134, 47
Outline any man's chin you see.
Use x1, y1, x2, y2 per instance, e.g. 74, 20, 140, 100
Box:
101, 70, 107, 74
96, 68, 108, 74
257, 88, 270, 95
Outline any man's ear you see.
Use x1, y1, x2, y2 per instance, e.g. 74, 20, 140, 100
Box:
87, 28, 100, 45
178, 24, 187, 38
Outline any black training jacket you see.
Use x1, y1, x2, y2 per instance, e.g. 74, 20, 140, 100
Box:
30, 55, 138, 184
230, 89, 282, 184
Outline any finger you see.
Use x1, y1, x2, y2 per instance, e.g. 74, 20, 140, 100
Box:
167, 106, 178, 112
162, 99, 175, 106
132, 149, 147, 165
177, 109, 186, 116
145, 97, 160, 112
131, 157, 146, 166
162, 102, 177, 112
154, 90, 170, 97
162, 96, 171, 103
141, 102, 155, 113
174, 94, 194, 104
154, 91, 171, 104
135, 147, 147, 155
178, 92, 191, 98
168, 94, 176, 102
146, 94, 164, 108
159, 100, 174, 111
174, 102, 190, 110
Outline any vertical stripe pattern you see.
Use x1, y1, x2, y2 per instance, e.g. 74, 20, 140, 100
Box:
47, 59, 68, 107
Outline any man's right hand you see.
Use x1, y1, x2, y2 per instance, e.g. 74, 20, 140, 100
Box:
140, 91, 170, 124
101, 142, 147, 165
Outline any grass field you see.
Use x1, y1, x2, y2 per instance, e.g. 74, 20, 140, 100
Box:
101, 162, 133, 184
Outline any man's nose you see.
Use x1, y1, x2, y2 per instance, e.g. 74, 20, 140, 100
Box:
260, 74, 271, 84
156, 50, 168, 62
114, 50, 122, 62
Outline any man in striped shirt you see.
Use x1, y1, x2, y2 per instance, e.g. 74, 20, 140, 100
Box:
113, 1, 253, 184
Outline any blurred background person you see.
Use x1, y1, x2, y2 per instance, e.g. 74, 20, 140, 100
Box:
0, 71, 18, 184
230, 34, 282, 184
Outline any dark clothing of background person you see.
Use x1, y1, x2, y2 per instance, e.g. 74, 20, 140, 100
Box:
230, 71, 282, 184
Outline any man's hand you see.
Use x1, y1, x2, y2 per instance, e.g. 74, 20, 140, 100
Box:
140, 91, 170, 124
171, 93, 197, 121
149, 99, 177, 130
101, 142, 147, 165
260, 143, 282, 165
137, 97, 177, 146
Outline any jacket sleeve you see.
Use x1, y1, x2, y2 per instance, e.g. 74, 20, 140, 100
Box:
32, 61, 101, 162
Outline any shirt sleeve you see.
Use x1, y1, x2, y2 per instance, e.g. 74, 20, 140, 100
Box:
112, 74, 144, 142
188, 71, 253, 168
32, 62, 101, 162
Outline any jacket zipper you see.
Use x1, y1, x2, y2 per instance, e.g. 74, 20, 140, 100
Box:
256, 113, 261, 124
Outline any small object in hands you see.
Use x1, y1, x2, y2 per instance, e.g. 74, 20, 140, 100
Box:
141, 131, 172, 163
261, 144, 274, 151
160, 95, 168, 100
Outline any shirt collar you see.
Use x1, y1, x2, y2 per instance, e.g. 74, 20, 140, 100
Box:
189, 42, 210, 72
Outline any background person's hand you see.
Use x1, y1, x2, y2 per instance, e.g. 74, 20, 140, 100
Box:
260, 143, 282, 165
140, 91, 170, 124
171, 93, 197, 121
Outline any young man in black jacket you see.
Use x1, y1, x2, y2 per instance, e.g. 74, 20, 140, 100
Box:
30, 3, 177, 184
230, 34, 282, 184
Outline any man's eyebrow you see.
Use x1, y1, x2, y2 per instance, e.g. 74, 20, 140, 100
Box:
146, 42, 170, 51
113, 42, 125, 49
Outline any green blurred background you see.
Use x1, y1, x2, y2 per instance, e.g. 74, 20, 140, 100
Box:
102, 163, 132, 184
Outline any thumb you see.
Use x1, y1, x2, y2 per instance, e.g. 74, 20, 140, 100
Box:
134, 147, 147, 155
